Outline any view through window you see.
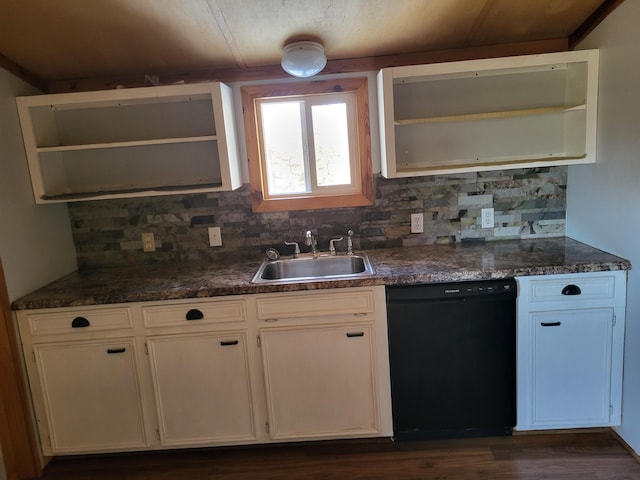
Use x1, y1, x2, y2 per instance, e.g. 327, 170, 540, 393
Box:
260, 99, 355, 195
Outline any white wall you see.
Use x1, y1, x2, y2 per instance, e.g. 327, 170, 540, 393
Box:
0, 68, 76, 479
569, 0, 640, 454
0, 68, 77, 301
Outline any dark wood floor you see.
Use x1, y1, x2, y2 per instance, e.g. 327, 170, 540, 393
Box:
40, 431, 640, 480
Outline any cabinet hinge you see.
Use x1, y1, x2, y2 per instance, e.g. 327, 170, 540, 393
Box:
47, 435, 52, 447
144, 342, 149, 355
265, 422, 270, 434
257, 336, 261, 348
610, 405, 614, 418
156, 429, 161, 441
612, 314, 617, 327
32, 350, 36, 363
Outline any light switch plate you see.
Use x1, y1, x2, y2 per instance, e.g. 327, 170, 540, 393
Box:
141, 232, 156, 252
410, 213, 424, 233
208, 226, 222, 247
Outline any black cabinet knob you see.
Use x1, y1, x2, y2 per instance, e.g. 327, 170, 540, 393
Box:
71, 316, 90, 328
561, 284, 582, 295
185, 309, 204, 320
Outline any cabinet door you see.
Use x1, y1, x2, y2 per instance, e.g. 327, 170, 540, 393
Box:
146, 332, 256, 446
34, 339, 147, 453
260, 323, 379, 440
530, 308, 613, 427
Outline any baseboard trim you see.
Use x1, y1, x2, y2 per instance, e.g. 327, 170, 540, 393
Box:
512, 427, 610, 436
610, 429, 640, 464
512, 427, 640, 465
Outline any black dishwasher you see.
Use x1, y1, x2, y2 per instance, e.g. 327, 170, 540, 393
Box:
386, 279, 517, 441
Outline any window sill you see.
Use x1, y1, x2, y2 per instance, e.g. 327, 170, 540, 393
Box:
250, 191, 375, 213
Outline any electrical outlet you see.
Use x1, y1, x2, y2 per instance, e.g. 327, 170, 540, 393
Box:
410, 213, 424, 233
481, 208, 495, 229
141, 233, 156, 252
208, 226, 222, 247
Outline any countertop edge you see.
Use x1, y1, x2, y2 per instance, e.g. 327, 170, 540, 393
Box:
11, 238, 631, 311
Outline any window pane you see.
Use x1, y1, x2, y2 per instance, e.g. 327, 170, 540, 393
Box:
312, 103, 351, 187
260, 102, 307, 194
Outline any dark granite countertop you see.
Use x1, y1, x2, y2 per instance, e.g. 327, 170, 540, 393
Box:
11, 237, 631, 310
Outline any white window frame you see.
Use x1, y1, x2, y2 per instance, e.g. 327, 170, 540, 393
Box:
257, 93, 360, 199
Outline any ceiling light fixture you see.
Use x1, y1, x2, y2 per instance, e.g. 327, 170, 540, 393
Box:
281, 41, 327, 78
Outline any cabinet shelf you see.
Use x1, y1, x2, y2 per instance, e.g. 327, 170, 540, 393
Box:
36, 135, 218, 153
40, 182, 224, 202
396, 152, 588, 176
394, 104, 586, 126
17, 82, 241, 204
378, 50, 599, 178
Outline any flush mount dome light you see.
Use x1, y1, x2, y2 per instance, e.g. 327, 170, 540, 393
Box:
281, 41, 327, 78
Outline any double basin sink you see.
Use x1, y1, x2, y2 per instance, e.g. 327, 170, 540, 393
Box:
251, 253, 375, 284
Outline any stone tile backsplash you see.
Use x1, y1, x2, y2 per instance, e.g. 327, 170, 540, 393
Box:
68, 167, 567, 269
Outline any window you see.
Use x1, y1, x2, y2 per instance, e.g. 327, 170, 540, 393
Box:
241, 77, 374, 212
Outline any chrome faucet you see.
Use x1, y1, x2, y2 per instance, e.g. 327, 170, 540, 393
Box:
347, 229, 354, 255
284, 240, 300, 258
305, 230, 318, 254
329, 237, 344, 255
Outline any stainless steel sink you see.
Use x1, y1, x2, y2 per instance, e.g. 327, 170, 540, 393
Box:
251, 253, 375, 284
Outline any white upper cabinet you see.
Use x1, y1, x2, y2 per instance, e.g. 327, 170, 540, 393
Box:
377, 50, 599, 177
16, 82, 242, 203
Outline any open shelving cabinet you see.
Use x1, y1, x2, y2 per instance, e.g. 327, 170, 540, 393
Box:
17, 82, 242, 203
377, 49, 599, 177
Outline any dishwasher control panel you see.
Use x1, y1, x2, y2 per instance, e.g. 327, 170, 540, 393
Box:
387, 279, 516, 301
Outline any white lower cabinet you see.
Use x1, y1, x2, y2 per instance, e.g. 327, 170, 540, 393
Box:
528, 309, 613, 426
261, 323, 379, 439
146, 331, 256, 446
254, 287, 392, 442
16, 286, 392, 455
34, 338, 147, 454
516, 271, 626, 431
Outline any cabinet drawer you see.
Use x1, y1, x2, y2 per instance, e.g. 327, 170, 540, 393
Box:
143, 299, 247, 327
25, 307, 133, 336
528, 274, 616, 302
256, 289, 375, 320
